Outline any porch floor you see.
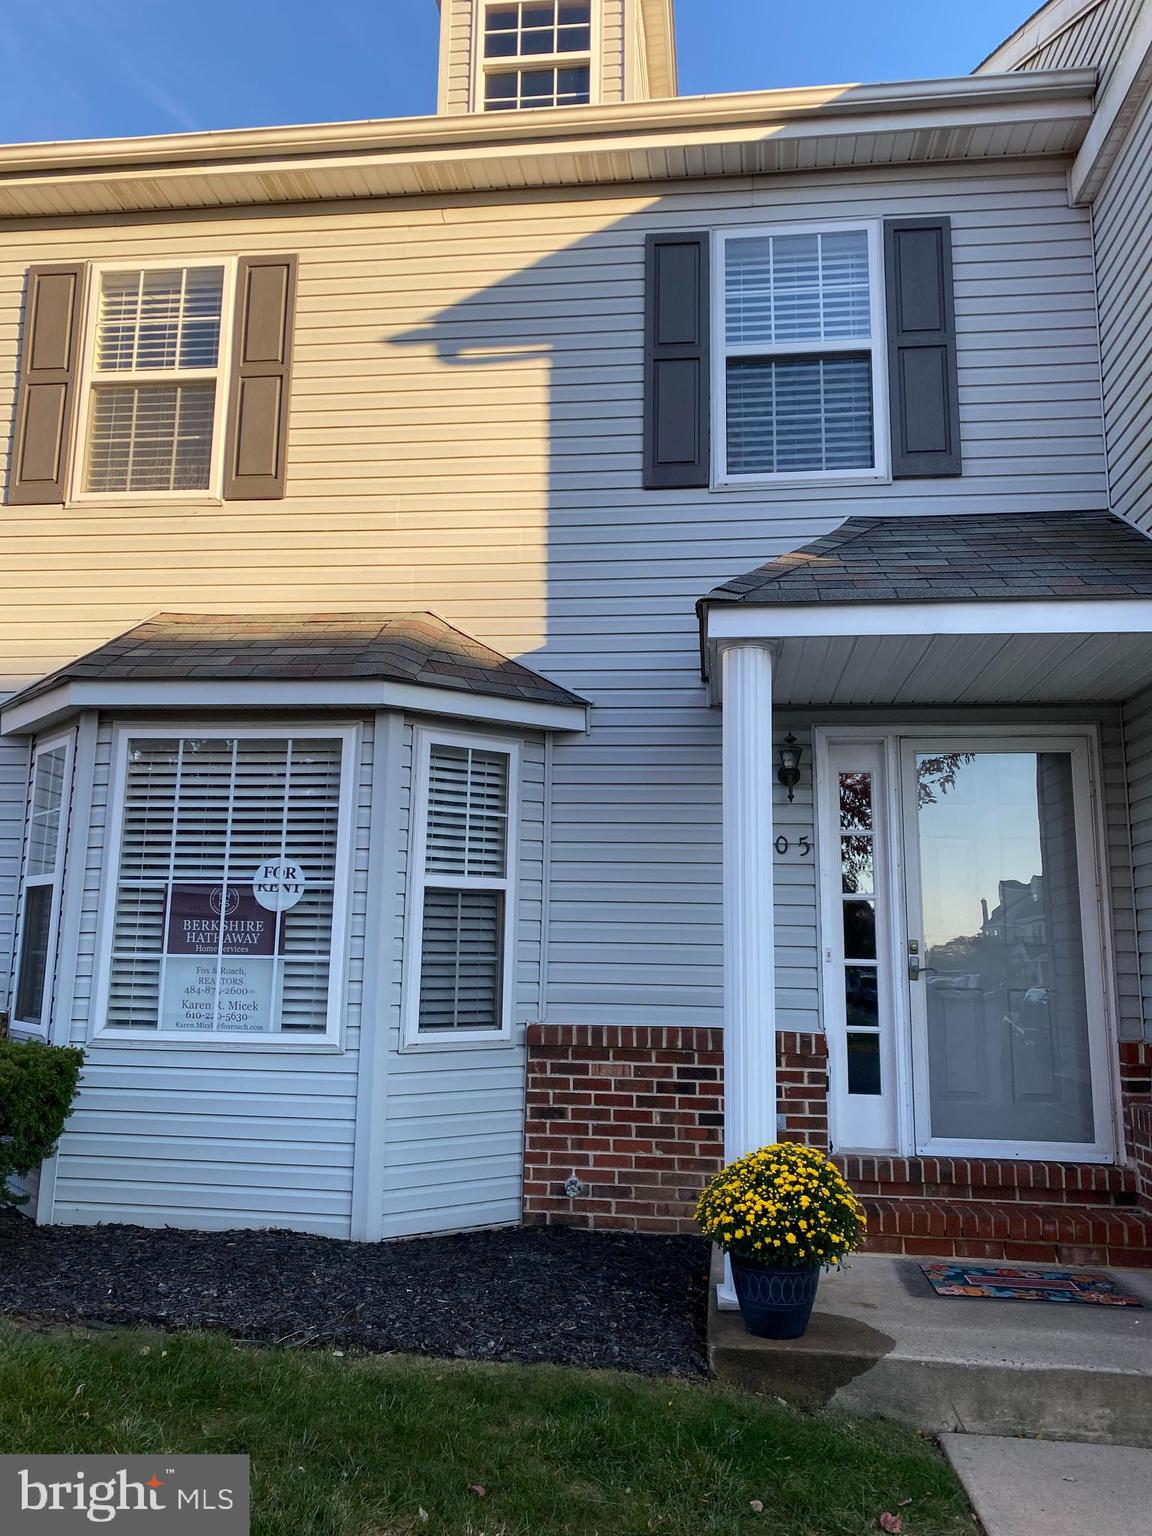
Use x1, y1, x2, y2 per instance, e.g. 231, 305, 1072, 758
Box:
709, 1253, 1152, 1445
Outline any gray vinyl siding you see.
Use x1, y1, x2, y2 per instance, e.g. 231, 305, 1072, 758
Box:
378, 724, 542, 1238
0, 162, 1106, 1047
1011, 0, 1145, 94
0, 151, 1134, 1223
1123, 686, 1152, 1038
49, 719, 376, 1237
1092, 79, 1152, 530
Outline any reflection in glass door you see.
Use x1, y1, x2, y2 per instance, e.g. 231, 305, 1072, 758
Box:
822, 741, 900, 1152
905, 742, 1109, 1155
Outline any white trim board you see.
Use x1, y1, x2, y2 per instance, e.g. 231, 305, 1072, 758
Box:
1, 678, 589, 737
814, 722, 1121, 1164
706, 597, 1152, 646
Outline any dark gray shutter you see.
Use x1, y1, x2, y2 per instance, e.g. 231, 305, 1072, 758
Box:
223, 255, 297, 500
9, 264, 86, 505
884, 218, 961, 478
644, 232, 710, 489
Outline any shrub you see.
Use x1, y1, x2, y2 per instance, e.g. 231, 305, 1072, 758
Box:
695, 1142, 866, 1268
0, 1039, 84, 1205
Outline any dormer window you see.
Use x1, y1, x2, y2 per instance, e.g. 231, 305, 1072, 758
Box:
481, 2, 593, 111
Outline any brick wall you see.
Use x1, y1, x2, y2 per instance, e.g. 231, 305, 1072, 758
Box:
522, 1025, 827, 1232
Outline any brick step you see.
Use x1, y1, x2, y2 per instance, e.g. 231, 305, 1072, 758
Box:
860, 1196, 1152, 1268
837, 1154, 1137, 1207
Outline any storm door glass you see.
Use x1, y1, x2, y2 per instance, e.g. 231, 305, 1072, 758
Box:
839, 770, 881, 1096
914, 750, 1095, 1146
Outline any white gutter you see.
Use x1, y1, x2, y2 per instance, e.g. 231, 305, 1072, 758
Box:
0, 70, 1095, 174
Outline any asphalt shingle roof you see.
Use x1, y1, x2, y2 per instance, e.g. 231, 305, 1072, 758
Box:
701, 512, 1152, 608
8, 612, 585, 710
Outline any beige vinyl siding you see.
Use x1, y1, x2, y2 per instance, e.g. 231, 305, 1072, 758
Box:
625, 0, 649, 102
49, 719, 375, 1236
1010, 0, 1145, 94
1092, 80, 1152, 531
0, 162, 1107, 1049
379, 724, 542, 1237
439, 0, 478, 114
601, 0, 626, 103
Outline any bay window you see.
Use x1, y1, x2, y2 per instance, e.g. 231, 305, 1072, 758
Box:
97, 727, 354, 1042
405, 730, 519, 1043
12, 735, 74, 1033
717, 223, 887, 483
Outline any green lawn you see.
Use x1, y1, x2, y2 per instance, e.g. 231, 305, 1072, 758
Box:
0, 1323, 971, 1536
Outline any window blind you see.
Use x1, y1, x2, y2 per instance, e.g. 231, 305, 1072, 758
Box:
727, 355, 874, 475
96, 267, 223, 373
14, 741, 70, 1028
415, 741, 512, 1034
725, 231, 871, 346
722, 228, 877, 478
87, 383, 216, 493
84, 265, 224, 495
107, 735, 343, 1035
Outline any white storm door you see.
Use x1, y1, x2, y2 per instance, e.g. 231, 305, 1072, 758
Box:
901, 736, 1115, 1162
819, 738, 902, 1153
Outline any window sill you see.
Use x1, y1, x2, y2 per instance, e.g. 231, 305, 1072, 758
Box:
65, 495, 225, 510
88, 1031, 345, 1054
400, 1031, 518, 1053
711, 473, 891, 493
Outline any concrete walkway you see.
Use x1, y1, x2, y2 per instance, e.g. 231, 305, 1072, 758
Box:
709, 1254, 1152, 1443
941, 1435, 1152, 1536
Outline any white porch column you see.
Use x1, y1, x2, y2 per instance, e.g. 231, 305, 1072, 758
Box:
719, 642, 778, 1305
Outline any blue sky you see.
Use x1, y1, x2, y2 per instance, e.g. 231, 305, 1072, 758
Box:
0, 1, 1031, 144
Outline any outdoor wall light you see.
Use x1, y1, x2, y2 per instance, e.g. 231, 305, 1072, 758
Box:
777, 734, 803, 802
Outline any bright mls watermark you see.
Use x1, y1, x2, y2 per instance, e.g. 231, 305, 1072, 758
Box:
0, 1456, 249, 1533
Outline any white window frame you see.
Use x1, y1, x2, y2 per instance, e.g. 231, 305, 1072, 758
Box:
91, 721, 357, 1048
402, 726, 521, 1049
9, 731, 75, 1037
70, 257, 238, 505
712, 220, 890, 489
473, 0, 601, 112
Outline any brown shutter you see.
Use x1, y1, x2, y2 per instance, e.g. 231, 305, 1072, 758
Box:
9, 264, 86, 505
223, 255, 297, 500
644, 232, 710, 489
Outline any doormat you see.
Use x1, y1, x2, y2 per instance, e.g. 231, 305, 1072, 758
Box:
920, 1262, 1144, 1306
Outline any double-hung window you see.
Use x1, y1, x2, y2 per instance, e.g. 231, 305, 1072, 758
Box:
406, 731, 518, 1043
717, 223, 887, 483
98, 727, 353, 1042
12, 736, 73, 1034
78, 262, 233, 497
481, 1, 593, 111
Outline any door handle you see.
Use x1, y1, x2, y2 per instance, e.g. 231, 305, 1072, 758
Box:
907, 941, 935, 982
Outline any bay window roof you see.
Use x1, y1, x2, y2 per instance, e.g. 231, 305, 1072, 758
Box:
2, 611, 588, 735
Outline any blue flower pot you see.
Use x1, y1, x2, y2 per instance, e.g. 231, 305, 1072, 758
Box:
730, 1258, 820, 1339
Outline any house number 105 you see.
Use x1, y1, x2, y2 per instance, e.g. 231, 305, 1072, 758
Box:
774, 835, 812, 857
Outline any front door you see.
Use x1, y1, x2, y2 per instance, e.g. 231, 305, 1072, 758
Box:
820, 730, 1116, 1161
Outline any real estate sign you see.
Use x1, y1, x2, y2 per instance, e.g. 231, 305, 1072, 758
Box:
162, 881, 282, 1032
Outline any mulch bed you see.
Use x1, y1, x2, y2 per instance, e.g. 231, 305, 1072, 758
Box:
0, 1209, 710, 1376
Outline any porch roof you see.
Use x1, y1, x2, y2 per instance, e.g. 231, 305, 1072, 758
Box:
699, 512, 1152, 708
0, 612, 589, 736
702, 512, 1152, 609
